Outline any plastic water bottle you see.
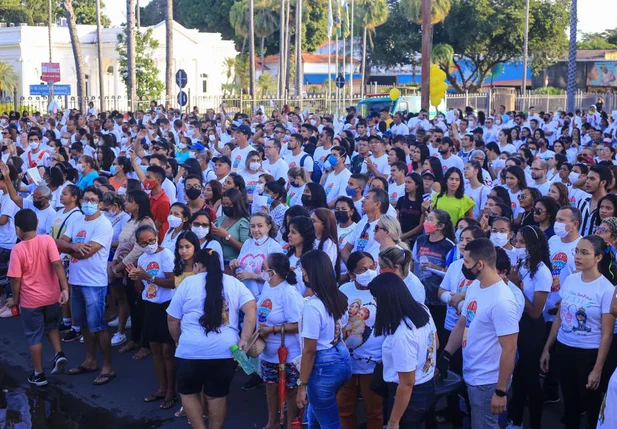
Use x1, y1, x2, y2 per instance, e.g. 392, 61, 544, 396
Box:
230, 344, 255, 375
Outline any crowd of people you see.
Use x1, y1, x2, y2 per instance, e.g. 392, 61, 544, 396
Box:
1, 100, 617, 429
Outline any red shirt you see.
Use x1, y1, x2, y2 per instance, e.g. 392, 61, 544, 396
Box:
150, 189, 170, 243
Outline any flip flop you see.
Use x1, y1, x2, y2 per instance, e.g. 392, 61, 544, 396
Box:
144, 391, 167, 403
132, 348, 152, 360
68, 365, 98, 375
174, 407, 186, 418
159, 396, 178, 410
93, 373, 116, 386
119, 341, 139, 353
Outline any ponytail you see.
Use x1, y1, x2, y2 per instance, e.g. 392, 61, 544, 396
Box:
195, 248, 225, 334
584, 235, 617, 285
267, 253, 297, 285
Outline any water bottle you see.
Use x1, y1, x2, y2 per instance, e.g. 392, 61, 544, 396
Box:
230, 344, 255, 375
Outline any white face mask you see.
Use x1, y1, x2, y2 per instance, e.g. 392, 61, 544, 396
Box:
209, 134, 216, 142
121, 137, 129, 144
42, 136, 49, 145
355, 268, 377, 287
255, 183, 264, 195
192, 225, 209, 239
177, 142, 187, 150
76, 163, 84, 173
142, 243, 158, 255
253, 234, 268, 245
167, 214, 183, 229
568, 171, 579, 183
118, 187, 127, 196
29, 142, 39, 150
490, 232, 509, 248
61, 138, 69, 146
249, 161, 261, 171
514, 246, 527, 261
260, 271, 272, 282
553, 222, 569, 238
309, 119, 317, 126
186, 129, 195, 137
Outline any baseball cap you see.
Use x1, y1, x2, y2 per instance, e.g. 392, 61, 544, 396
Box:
213, 155, 231, 166
152, 140, 169, 150
421, 170, 436, 179
235, 124, 252, 136
189, 142, 205, 151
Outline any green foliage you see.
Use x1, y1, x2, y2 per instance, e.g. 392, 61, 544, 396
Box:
400, 0, 451, 25
176, 0, 237, 42
0, 5, 33, 25
18, 0, 110, 25
116, 27, 165, 100
528, 0, 569, 76
578, 28, 617, 50
257, 72, 275, 96
302, 0, 328, 53
532, 86, 564, 95
0, 61, 19, 94
139, 0, 167, 27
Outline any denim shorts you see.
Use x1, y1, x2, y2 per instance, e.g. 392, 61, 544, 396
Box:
71, 285, 107, 332
21, 304, 61, 345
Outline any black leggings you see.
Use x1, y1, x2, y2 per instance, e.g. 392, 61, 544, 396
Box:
125, 279, 148, 346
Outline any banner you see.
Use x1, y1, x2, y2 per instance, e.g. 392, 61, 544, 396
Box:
587, 61, 617, 87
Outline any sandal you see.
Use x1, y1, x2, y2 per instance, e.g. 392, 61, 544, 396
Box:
160, 396, 178, 410
119, 341, 139, 353
132, 348, 151, 360
68, 365, 98, 375
174, 407, 186, 418
144, 391, 167, 403
93, 373, 116, 386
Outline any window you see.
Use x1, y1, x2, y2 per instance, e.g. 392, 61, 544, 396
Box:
202, 79, 207, 93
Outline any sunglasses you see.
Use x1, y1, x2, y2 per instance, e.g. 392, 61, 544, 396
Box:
374, 225, 387, 232
533, 208, 545, 215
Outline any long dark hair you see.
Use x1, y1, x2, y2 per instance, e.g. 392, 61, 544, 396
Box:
173, 230, 200, 276
205, 180, 223, 206
304, 182, 327, 211
466, 160, 484, 184
596, 194, 617, 226
312, 207, 341, 280
170, 202, 191, 232
583, 235, 617, 285
282, 205, 310, 242
300, 250, 347, 320
505, 165, 527, 190
438, 167, 465, 199
405, 172, 424, 202
224, 188, 249, 219
126, 189, 152, 221
334, 196, 361, 223
426, 157, 444, 184
369, 273, 430, 336
196, 248, 226, 334
411, 144, 429, 171
267, 253, 297, 285
286, 216, 316, 257
192, 210, 215, 245
519, 225, 551, 278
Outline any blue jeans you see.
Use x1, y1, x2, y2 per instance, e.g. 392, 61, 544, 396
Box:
306, 341, 352, 429
71, 285, 107, 332
387, 379, 436, 428
467, 383, 499, 429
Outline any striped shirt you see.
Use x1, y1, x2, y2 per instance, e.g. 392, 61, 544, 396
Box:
576, 196, 598, 236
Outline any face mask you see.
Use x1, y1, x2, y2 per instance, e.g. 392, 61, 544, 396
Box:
355, 269, 377, 287
42, 136, 49, 145
118, 187, 127, 196
76, 163, 84, 173
327, 155, 338, 168
309, 119, 317, 126
33, 199, 46, 210
345, 186, 357, 197
461, 262, 479, 281
222, 206, 234, 217
255, 183, 264, 195
61, 138, 69, 146
455, 229, 463, 242
260, 271, 272, 282
110, 164, 117, 175
568, 171, 579, 182
265, 194, 274, 205
82, 202, 98, 216
192, 225, 209, 239
249, 161, 261, 171
143, 179, 157, 190
514, 246, 527, 261
29, 142, 39, 150
208, 134, 216, 142
553, 221, 569, 238
301, 194, 311, 206
335, 210, 349, 224
167, 214, 183, 228
490, 232, 509, 248
185, 187, 201, 200
254, 235, 269, 245
424, 221, 438, 234
530, 150, 536, 156
186, 129, 195, 138
177, 142, 187, 150
142, 243, 158, 255
121, 137, 129, 145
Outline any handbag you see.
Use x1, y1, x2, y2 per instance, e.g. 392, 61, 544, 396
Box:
370, 362, 389, 398
246, 330, 266, 358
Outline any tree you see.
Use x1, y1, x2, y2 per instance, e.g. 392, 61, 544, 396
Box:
566, 0, 576, 112
249, 0, 256, 99
257, 72, 275, 96
254, 0, 280, 72
399, 0, 451, 24
20, 0, 110, 25
95, 0, 104, 111
355, 0, 388, 94
165, 0, 173, 103
62, 0, 87, 111
117, 27, 165, 100
0, 61, 18, 96
528, 0, 569, 75
229, 0, 249, 54
578, 30, 617, 50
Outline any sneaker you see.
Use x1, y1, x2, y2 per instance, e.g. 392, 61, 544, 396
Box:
111, 332, 127, 346
80, 335, 84, 343
0, 305, 18, 318
28, 372, 48, 387
241, 373, 263, 391
505, 423, 523, 429
107, 317, 119, 327
58, 322, 72, 332
62, 329, 82, 343
125, 317, 132, 329
51, 352, 67, 374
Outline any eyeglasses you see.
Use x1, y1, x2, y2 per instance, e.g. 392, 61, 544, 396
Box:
533, 208, 545, 215
140, 240, 157, 247
596, 227, 611, 235
572, 248, 592, 257
152, 146, 163, 151
185, 185, 202, 191
82, 197, 99, 204
517, 194, 527, 199
374, 225, 387, 232
192, 222, 210, 228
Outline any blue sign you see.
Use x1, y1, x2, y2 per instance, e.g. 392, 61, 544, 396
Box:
177, 90, 188, 107
335, 74, 345, 89
29, 85, 71, 96
176, 69, 188, 88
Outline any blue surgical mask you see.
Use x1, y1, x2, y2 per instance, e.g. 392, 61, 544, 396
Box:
327, 154, 338, 167
455, 229, 463, 242
82, 202, 98, 216
110, 164, 117, 175
345, 186, 357, 197
266, 194, 274, 205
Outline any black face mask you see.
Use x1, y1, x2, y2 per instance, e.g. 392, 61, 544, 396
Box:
185, 188, 201, 200
33, 200, 46, 210
301, 194, 311, 207
222, 206, 234, 217
335, 210, 349, 224
461, 262, 479, 281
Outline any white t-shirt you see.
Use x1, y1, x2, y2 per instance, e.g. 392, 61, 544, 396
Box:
161, 178, 177, 205
257, 280, 304, 363
262, 158, 290, 181
138, 248, 175, 304
382, 311, 438, 385
284, 151, 314, 172
390, 122, 409, 136
287, 184, 306, 207
546, 236, 581, 322
238, 169, 261, 196
102, 211, 130, 244
464, 184, 490, 219
0, 194, 19, 250
557, 272, 615, 349
324, 168, 352, 205
168, 273, 254, 359
440, 259, 475, 331
598, 369, 617, 429
49, 208, 84, 242
368, 153, 390, 178
315, 238, 338, 269
345, 217, 380, 261
313, 146, 333, 175
230, 144, 255, 172
236, 237, 284, 298
533, 180, 552, 196
161, 228, 183, 253
506, 280, 525, 320
199, 239, 225, 271
300, 295, 345, 351
518, 262, 551, 306
64, 214, 113, 287
461, 281, 520, 386
288, 253, 306, 296
388, 182, 405, 206
339, 282, 384, 374
404, 272, 426, 304
439, 154, 465, 175
507, 188, 522, 217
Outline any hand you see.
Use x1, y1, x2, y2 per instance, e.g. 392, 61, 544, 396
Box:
128, 265, 149, 281
59, 290, 69, 305
450, 293, 465, 308
490, 393, 507, 415
587, 367, 602, 390
229, 259, 239, 270
421, 198, 432, 214
237, 337, 248, 352
236, 271, 258, 281
6, 297, 17, 308
258, 326, 272, 340
435, 350, 451, 381
72, 242, 92, 256
386, 423, 400, 429
365, 158, 375, 172
211, 226, 229, 238
540, 349, 550, 373
296, 386, 307, 409
0, 160, 9, 178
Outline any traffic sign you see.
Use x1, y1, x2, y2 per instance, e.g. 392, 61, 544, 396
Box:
177, 91, 188, 107
30, 84, 71, 96
175, 69, 188, 88
335, 74, 345, 89
41, 62, 61, 83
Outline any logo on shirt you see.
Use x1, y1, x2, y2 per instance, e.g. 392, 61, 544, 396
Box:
423, 332, 436, 373
70, 229, 88, 263
462, 300, 477, 349
551, 252, 568, 292
239, 253, 266, 274
233, 155, 242, 168
257, 298, 272, 327
326, 183, 334, 195
343, 298, 374, 351
246, 180, 258, 194
145, 261, 160, 299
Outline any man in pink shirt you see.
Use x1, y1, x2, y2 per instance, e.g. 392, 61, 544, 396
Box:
7, 209, 70, 386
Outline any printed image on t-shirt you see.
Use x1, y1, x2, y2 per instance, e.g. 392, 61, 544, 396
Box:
240, 253, 266, 274
222, 298, 230, 325
257, 298, 272, 328
144, 260, 160, 299
325, 182, 334, 195
70, 229, 87, 263
551, 252, 568, 292
560, 294, 594, 334
462, 300, 478, 348
356, 224, 371, 252
246, 179, 258, 195
233, 155, 242, 169
423, 331, 436, 373
343, 298, 374, 350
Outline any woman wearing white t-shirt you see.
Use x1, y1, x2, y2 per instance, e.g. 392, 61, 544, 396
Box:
287, 167, 309, 207
127, 225, 177, 410
229, 213, 284, 299
167, 248, 256, 429
598, 290, 617, 429
256, 253, 304, 429
507, 225, 551, 429
334, 196, 360, 278
504, 165, 527, 218
190, 211, 224, 271
369, 272, 437, 428
540, 236, 617, 429
296, 250, 351, 428
161, 202, 191, 253
311, 208, 340, 273
463, 160, 490, 219
238, 150, 265, 201
286, 215, 316, 296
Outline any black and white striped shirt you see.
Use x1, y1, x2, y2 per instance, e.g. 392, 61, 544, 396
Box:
576, 196, 598, 236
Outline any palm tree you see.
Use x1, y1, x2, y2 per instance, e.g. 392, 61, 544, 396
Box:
566, 0, 577, 112
229, 0, 249, 55
127, 0, 137, 110
95, 0, 104, 112
355, 0, 388, 97
258, 72, 276, 97
254, 0, 280, 76
400, 0, 451, 24
165, 0, 173, 105
62, 0, 87, 111
249, 0, 256, 103
0, 61, 18, 97
294, 0, 303, 97
278, 0, 286, 97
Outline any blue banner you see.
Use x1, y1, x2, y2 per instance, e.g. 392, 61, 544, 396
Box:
29, 85, 71, 96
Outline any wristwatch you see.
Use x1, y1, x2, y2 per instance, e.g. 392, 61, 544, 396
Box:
224, 234, 232, 241
150, 274, 156, 283
296, 378, 306, 387
494, 388, 507, 397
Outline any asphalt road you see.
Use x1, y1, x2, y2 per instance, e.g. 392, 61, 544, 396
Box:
0, 315, 576, 428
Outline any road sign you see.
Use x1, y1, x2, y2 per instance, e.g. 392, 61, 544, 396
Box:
41, 63, 61, 83
175, 69, 188, 88
29, 84, 71, 96
177, 91, 188, 107
335, 74, 345, 89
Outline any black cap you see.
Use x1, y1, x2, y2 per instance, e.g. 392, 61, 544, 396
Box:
213, 155, 231, 166
346, 106, 357, 112
421, 170, 436, 179
152, 140, 169, 150
235, 124, 252, 136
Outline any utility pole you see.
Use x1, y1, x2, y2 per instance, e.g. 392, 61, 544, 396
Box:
96, 0, 104, 113
48, 0, 54, 104
522, 0, 530, 93
420, 0, 431, 110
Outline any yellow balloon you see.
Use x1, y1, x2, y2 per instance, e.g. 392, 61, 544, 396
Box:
436, 82, 448, 94
389, 88, 401, 101
431, 96, 442, 107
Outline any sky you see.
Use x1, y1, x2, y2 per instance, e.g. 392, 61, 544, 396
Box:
104, 0, 616, 37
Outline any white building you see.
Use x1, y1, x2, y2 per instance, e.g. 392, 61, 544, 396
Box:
0, 20, 237, 106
